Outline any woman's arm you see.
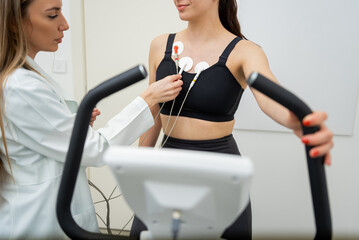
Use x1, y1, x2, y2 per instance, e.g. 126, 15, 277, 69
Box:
237, 41, 333, 164
238, 41, 298, 129
5, 66, 180, 167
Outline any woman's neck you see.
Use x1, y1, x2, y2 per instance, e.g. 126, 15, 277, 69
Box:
27, 47, 38, 59
185, 12, 226, 42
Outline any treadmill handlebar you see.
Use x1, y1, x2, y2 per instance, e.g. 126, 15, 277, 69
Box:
247, 72, 332, 240
56, 65, 147, 240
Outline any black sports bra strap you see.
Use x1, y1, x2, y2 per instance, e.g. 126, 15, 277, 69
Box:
165, 33, 176, 59
219, 37, 242, 64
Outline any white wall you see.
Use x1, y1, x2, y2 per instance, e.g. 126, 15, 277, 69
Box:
236, 0, 359, 136
56, 0, 358, 238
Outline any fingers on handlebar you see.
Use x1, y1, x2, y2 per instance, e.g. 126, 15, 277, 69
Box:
301, 111, 333, 166
301, 126, 333, 166
302, 111, 328, 127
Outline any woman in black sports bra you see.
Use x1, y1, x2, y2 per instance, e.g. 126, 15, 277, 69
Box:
132, 0, 334, 239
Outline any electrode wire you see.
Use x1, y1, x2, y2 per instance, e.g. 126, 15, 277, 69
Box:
161, 67, 205, 148
140, 59, 190, 146
161, 59, 190, 140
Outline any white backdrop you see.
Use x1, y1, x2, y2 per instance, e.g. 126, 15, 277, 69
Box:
235, 0, 359, 136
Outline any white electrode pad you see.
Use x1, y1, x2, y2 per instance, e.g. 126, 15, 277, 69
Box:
195, 61, 210, 73
172, 41, 184, 55
179, 57, 193, 72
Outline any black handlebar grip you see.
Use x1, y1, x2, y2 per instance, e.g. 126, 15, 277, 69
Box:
57, 65, 147, 240
247, 72, 332, 239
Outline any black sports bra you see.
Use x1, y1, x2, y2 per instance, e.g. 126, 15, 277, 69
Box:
156, 33, 244, 122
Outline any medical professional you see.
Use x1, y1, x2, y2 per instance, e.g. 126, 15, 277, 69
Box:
0, 0, 182, 239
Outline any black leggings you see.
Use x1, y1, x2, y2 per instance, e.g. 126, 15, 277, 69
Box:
130, 135, 252, 240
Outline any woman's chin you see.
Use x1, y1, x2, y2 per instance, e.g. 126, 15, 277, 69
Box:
47, 45, 59, 52
178, 13, 191, 22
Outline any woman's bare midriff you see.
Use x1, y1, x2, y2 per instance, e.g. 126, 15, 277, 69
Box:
160, 114, 235, 140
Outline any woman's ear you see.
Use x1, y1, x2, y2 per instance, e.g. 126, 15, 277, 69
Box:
9, 24, 19, 33
9, 17, 19, 33
9, 16, 28, 34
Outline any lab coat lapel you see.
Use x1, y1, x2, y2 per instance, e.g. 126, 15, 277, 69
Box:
26, 56, 78, 113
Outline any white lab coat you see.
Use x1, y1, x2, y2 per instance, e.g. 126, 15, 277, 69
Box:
0, 57, 154, 239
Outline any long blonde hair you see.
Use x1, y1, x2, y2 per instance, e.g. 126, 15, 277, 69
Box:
0, 0, 34, 191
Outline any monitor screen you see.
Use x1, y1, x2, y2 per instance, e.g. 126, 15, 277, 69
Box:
104, 147, 253, 239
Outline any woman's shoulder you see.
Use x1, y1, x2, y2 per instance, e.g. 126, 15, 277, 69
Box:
5, 67, 47, 91
236, 39, 264, 54
7, 67, 37, 84
150, 33, 172, 51
149, 33, 176, 65
232, 39, 268, 63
